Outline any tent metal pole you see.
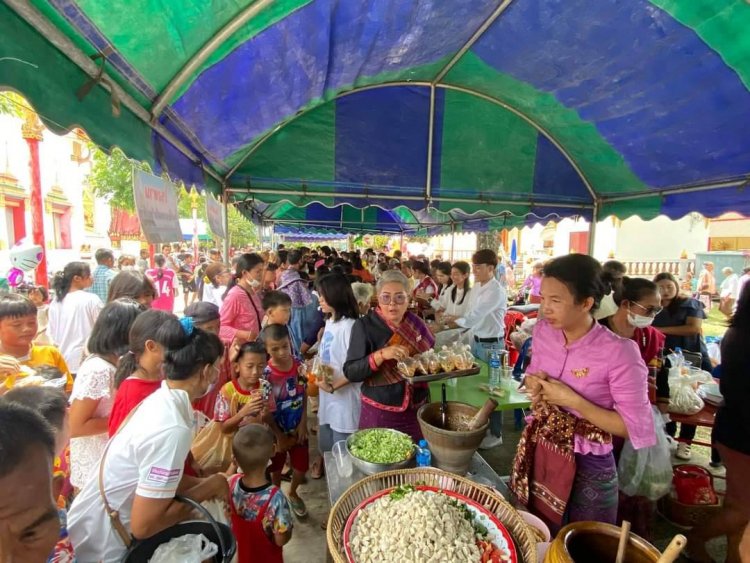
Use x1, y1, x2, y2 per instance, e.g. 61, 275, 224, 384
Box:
587, 200, 599, 256
450, 222, 456, 261
225, 188, 593, 210
425, 85, 436, 202
222, 192, 230, 260
4, 0, 225, 185
400, 232, 405, 253
432, 0, 515, 84
601, 177, 750, 203
150, 0, 275, 118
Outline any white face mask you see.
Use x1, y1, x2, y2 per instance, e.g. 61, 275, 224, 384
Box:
249, 278, 261, 290
628, 311, 654, 328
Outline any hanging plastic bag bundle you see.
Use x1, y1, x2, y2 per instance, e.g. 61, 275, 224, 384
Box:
617, 407, 673, 500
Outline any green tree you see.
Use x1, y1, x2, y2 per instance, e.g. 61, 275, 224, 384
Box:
0, 91, 24, 117
227, 205, 258, 248
87, 146, 141, 211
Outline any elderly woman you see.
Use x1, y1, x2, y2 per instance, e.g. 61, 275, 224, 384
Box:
344, 270, 434, 440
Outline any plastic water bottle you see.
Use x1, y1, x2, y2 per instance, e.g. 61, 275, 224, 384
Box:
416, 439, 431, 467
488, 350, 502, 390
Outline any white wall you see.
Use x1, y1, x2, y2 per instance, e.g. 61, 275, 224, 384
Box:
613, 214, 709, 260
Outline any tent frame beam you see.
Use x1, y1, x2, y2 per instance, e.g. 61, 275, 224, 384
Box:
150, 0, 276, 119
432, 0, 515, 84
601, 177, 750, 203
4, 0, 224, 185
223, 82, 596, 202
425, 85, 436, 202
227, 186, 593, 210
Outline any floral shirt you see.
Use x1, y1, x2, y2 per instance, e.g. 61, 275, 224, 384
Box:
264, 360, 306, 434
230, 479, 292, 539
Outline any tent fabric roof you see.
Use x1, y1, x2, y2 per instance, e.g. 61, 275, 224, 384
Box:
2, 0, 750, 227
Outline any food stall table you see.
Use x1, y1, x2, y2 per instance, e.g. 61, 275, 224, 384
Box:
323, 451, 510, 506
428, 360, 532, 412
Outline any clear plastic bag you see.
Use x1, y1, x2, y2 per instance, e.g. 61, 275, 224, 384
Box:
617, 407, 673, 500
668, 377, 705, 415
149, 533, 218, 563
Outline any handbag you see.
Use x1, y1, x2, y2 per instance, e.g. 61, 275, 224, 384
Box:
191, 392, 238, 474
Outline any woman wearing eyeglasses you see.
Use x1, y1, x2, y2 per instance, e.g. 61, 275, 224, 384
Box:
599, 277, 665, 540
344, 270, 434, 441
600, 277, 665, 366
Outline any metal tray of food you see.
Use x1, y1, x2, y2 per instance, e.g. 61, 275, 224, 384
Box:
404, 365, 480, 384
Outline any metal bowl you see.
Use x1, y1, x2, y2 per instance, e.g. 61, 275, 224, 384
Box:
346, 428, 416, 475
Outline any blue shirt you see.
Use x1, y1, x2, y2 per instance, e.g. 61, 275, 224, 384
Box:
87, 265, 115, 303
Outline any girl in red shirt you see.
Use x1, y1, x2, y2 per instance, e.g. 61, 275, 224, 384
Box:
108, 309, 186, 435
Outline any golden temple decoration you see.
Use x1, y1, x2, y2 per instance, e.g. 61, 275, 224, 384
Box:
21, 107, 44, 141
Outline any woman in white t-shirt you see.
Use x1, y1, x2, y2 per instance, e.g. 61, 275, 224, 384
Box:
310, 273, 361, 479
49, 261, 104, 374
68, 299, 142, 489
67, 325, 228, 563
433, 261, 471, 319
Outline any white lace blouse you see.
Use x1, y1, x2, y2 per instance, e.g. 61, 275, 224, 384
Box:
68, 355, 116, 488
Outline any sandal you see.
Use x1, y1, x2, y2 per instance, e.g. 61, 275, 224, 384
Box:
289, 495, 308, 518
311, 457, 325, 479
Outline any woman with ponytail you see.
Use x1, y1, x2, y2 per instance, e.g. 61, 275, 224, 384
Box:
49, 261, 103, 375
69, 324, 228, 562
107, 309, 186, 435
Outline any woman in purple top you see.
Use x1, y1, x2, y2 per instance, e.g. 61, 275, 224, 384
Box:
511, 255, 655, 528
520, 261, 544, 304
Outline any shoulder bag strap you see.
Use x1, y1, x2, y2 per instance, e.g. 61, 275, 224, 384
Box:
97, 400, 146, 547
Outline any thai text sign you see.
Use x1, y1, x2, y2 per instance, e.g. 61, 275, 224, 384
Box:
132, 169, 182, 244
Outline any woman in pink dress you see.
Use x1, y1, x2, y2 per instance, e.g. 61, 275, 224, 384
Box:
145, 254, 178, 312
510, 254, 655, 529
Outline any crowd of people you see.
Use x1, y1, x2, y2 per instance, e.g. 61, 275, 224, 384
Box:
0, 243, 748, 563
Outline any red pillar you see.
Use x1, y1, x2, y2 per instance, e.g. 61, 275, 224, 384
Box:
22, 110, 48, 288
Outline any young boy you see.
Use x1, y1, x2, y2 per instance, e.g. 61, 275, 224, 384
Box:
262, 290, 292, 328
228, 424, 293, 563
0, 294, 72, 392
261, 324, 308, 518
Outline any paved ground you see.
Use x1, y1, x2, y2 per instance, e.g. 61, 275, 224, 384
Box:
283, 412, 727, 562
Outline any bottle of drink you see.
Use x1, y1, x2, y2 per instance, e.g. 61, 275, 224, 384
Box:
488, 350, 501, 390
416, 439, 431, 467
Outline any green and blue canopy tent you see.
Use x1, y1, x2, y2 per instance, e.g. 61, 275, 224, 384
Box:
2, 0, 750, 245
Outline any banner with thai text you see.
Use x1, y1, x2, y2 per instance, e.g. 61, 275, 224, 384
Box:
132, 169, 182, 244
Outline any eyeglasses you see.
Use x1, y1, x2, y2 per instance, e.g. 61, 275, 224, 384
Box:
379, 293, 408, 305
630, 301, 663, 317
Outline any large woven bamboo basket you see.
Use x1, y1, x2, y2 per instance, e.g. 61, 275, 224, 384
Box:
326, 467, 538, 563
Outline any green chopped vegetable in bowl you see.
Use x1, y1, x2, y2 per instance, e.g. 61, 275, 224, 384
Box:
346, 429, 415, 474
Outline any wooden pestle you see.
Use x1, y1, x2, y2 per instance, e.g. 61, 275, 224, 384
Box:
656, 534, 687, 563
615, 520, 631, 563
468, 398, 499, 430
